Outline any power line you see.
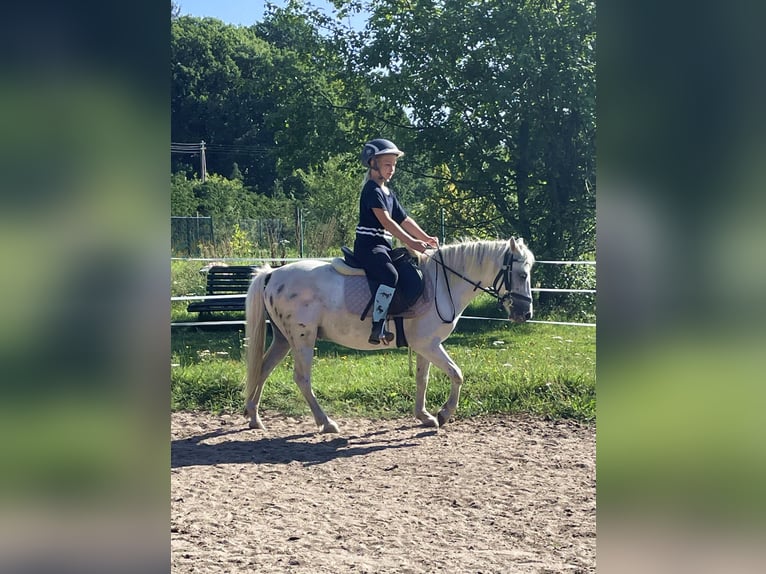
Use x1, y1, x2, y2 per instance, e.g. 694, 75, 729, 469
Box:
171, 141, 272, 154
171, 141, 206, 181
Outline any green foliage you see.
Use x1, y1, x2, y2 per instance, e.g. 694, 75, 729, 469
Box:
170, 171, 254, 223
229, 162, 244, 182
171, 259, 207, 298
229, 224, 256, 257
171, 2, 596, 266
171, 16, 277, 191
297, 153, 360, 250
534, 257, 596, 321
359, 0, 596, 258
171, 260, 208, 321
171, 10, 360, 194
170, 171, 197, 215
416, 163, 503, 242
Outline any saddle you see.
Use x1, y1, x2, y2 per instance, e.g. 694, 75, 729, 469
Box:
332, 246, 426, 319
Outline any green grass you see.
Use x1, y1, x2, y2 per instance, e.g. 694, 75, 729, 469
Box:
171, 259, 209, 323
171, 319, 595, 423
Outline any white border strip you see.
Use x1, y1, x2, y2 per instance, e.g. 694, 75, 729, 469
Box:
171, 287, 595, 303
172, 294, 247, 301
172, 257, 596, 266
171, 317, 595, 329
460, 315, 596, 327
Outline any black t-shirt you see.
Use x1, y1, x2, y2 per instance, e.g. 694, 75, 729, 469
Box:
355, 179, 408, 249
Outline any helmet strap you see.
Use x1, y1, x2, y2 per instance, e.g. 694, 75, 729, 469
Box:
369, 159, 385, 182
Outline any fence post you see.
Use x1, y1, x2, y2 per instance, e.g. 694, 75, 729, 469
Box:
297, 205, 304, 258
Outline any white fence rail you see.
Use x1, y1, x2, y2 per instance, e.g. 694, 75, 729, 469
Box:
171, 257, 595, 328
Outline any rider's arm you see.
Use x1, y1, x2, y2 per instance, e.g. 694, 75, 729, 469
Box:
372, 208, 431, 253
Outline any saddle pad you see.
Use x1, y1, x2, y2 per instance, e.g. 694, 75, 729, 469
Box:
342, 272, 433, 319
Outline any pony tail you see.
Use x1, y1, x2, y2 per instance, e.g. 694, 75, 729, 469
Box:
360, 169, 370, 191
244, 265, 272, 405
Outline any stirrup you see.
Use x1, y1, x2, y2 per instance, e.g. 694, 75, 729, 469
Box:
368, 320, 394, 345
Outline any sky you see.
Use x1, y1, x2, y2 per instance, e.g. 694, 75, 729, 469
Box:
175, 0, 367, 29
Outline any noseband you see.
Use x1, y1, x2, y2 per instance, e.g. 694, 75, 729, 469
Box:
432, 247, 531, 323
492, 249, 533, 311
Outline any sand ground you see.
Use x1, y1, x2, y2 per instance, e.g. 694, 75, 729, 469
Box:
171, 411, 595, 573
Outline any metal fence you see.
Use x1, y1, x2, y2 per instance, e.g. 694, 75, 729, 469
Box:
171, 216, 294, 257
171, 216, 214, 256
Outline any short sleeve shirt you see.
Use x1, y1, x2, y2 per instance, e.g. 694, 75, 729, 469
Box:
355, 179, 408, 248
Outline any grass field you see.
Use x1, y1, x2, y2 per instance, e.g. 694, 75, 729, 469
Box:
171, 318, 595, 423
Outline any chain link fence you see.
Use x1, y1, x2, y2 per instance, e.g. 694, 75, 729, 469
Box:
171, 216, 215, 256
171, 216, 301, 257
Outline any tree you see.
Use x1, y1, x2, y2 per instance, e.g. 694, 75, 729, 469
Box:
170, 171, 197, 215
229, 162, 244, 182
296, 153, 361, 250
355, 0, 596, 263
170, 171, 254, 223
171, 10, 369, 195
171, 17, 280, 192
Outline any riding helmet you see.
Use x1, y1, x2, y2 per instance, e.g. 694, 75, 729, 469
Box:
360, 138, 404, 168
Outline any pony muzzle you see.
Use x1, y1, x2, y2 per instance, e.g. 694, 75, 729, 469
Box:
503, 293, 533, 322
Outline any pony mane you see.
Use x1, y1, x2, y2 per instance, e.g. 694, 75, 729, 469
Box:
414, 237, 534, 275
414, 238, 507, 276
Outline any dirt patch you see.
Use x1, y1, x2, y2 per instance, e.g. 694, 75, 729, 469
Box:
171, 412, 595, 573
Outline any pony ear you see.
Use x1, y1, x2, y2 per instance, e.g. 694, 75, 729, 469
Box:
509, 237, 528, 255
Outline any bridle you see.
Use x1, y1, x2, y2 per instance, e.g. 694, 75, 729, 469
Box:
427, 246, 533, 324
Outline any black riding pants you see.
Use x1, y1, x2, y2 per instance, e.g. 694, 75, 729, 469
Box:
353, 242, 398, 288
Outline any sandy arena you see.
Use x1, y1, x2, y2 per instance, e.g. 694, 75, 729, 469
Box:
171, 411, 595, 573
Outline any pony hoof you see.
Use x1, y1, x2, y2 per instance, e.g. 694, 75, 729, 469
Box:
248, 417, 266, 430
417, 414, 439, 428
320, 420, 340, 433
437, 411, 450, 427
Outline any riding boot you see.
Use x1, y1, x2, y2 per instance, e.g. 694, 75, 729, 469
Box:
368, 284, 396, 345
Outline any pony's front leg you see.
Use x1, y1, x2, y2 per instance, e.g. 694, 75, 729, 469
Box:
292, 345, 339, 433
414, 353, 438, 427
420, 344, 464, 427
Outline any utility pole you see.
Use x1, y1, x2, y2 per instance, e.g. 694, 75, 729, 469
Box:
200, 140, 207, 182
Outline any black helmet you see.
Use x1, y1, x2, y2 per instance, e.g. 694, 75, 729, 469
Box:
360, 138, 404, 168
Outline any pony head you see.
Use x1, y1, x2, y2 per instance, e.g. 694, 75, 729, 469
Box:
502, 237, 535, 322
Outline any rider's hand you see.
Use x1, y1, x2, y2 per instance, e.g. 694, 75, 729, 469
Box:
408, 238, 430, 253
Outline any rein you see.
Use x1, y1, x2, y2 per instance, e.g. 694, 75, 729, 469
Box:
425, 246, 531, 324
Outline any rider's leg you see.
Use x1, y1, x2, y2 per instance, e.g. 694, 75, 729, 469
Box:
369, 283, 396, 344
367, 248, 398, 345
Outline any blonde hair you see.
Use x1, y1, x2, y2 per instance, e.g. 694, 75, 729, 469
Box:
360, 169, 370, 191
361, 165, 390, 193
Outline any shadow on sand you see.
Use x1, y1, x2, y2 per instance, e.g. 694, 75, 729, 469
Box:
171, 423, 438, 469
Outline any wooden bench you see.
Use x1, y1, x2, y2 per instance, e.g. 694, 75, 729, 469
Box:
186, 265, 259, 317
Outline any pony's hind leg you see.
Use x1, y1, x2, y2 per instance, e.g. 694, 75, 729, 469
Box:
291, 342, 339, 433
245, 326, 290, 430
